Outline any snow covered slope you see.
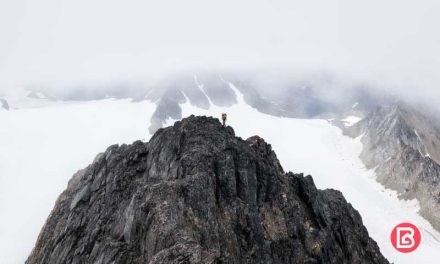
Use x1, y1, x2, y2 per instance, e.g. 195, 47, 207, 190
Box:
0, 87, 439, 263
0, 99, 156, 263
172, 84, 440, 263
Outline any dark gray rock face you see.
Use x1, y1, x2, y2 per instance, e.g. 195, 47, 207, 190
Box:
149, 88, 186, 134
147, 75, 214, 134
147, 74, 238, 134
346, 102, 440, 231
27, 116, 388, 264
196, 75, 237, 107
0, 98, 9, 110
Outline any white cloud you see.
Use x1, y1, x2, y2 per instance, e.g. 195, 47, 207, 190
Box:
0, 0, 439, 102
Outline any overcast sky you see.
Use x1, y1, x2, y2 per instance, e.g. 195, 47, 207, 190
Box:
1, 0, 440, 99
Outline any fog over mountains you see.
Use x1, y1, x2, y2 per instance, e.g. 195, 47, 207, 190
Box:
2, 73, 440, 263
18, 71, 440, 234
20, 71, 396, 131
2, 1, 440, 263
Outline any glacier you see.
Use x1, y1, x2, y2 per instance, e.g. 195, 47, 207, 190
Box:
0, 86, 439, 263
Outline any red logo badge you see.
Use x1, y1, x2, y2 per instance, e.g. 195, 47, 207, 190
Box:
390, 222, 421, 253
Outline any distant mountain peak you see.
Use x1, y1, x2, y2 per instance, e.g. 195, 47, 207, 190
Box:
0, 98, 9, 110
347, 102, 440, 232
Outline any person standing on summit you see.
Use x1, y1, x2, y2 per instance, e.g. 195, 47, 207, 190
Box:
221, 113, 227, 127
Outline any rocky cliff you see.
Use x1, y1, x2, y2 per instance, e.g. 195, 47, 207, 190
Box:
346, 102, 440, 231
0, 97, 9, 110
27, 116, 388, 264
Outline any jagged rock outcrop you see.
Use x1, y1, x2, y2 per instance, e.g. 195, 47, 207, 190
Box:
147, 74, 238, 134
346, 102, 440, 231
0, 98, 9, 110
27, 116, 388, 264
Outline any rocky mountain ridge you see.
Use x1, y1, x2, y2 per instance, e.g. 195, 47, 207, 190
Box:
23, 72, 394, 133
0, 97, 9, 110
346, 102, 440, 231
27, 116, 388, 264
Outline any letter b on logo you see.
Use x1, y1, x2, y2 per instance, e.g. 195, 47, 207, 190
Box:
391, 223, 421, 253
